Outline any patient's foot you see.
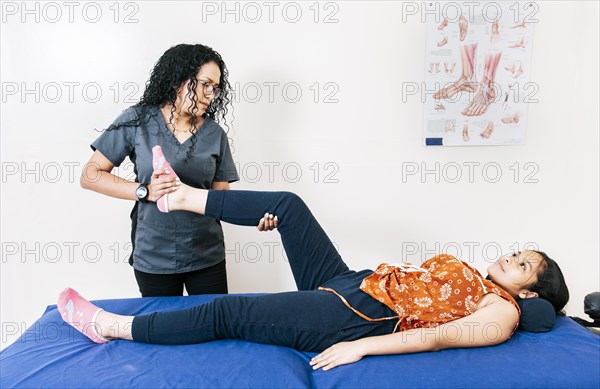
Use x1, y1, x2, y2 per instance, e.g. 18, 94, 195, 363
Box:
152, 145, 208, 215
154, 172, 208, 215
58, 288, 135, 342
437, 37, 448, 47
152, 145, 179, 212
58, 288, 108, 344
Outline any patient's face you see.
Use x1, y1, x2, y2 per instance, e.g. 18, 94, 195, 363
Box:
487, 250, 545, 298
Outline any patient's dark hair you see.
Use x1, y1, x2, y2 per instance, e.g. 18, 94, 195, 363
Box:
529, 251, 569, 313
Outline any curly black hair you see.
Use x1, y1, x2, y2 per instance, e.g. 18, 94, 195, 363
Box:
101, 43, 234, 159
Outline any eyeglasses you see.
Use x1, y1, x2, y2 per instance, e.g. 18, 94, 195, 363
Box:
196, 79, 222, 99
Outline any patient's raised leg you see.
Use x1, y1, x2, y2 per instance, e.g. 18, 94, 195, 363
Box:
164, 187, 349, 291
153, 148, 349, 291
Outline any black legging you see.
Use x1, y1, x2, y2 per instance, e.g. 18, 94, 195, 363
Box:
131, 191, 396, 352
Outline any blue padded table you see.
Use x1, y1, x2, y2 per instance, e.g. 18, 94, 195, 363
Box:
1, 294, 599, 388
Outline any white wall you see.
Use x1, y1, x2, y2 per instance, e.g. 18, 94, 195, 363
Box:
1, 1, 598, 350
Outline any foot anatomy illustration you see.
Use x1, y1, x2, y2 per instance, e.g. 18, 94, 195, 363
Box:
438, 18, 448, 30
491, 18, 500, 44
434, 43, 478, 100
462, 51, 502, 116
501, 112, 520, 124
480, 121, 495, 139
505, 63, 524, 78
459, 15, 468, 41
509, 37, 525, 48
511, 20, 527, 29
462, 123, 470, 142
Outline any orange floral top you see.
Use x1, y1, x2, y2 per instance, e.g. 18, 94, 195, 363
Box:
319, 254, 520, 332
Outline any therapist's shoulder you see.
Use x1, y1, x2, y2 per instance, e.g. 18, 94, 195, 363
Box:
109, 105, 145, 127
203, 116, 231, 137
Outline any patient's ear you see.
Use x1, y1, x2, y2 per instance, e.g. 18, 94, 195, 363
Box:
519, 290, 539, 299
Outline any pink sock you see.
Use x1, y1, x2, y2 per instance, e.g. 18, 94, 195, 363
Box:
57, 288, 108, 344
152, 145, 179, 213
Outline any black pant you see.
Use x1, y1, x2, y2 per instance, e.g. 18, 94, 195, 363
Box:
134, 260, 228, 297
132, 191, 396, 352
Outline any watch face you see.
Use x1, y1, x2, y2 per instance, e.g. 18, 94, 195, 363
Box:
136, 185, 148, 199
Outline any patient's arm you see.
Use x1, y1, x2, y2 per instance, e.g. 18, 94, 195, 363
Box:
310, 293, 518, 371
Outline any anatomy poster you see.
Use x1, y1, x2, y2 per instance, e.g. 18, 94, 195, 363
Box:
424, 2, 536, 146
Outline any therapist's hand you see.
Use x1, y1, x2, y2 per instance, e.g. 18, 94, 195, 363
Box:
257, 213, 278, 231
147, 168, 179, 202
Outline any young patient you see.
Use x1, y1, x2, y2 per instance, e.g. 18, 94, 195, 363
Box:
58, 146, 569, 371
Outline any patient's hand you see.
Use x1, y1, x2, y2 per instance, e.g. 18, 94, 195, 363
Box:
257, 213, 278, 231
309, 341, 365, 371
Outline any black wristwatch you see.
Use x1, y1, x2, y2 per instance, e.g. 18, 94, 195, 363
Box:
135, 184, 149, 203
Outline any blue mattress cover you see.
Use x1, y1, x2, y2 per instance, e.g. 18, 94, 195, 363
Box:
1, 294, 599, 388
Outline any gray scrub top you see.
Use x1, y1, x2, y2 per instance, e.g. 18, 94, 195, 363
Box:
91, 105, 239, 274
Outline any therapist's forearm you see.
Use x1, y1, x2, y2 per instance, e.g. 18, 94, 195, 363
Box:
81, 168, 139, 201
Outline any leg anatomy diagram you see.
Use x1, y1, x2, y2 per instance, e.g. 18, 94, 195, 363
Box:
435, 43, 503, 117
424, 5, 533, 145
